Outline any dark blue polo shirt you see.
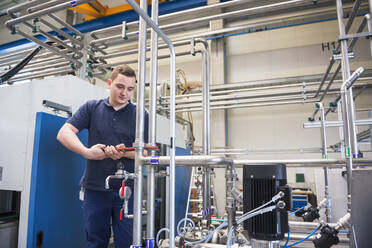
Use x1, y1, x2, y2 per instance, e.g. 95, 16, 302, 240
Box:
67, 98, 148, 191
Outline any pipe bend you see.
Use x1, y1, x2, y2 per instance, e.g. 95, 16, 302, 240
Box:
194, 38, 209, 49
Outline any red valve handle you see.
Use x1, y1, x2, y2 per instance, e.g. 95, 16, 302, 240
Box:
116, 145, 159, 152
120, 183, 125, 197
120, 209, 123, 221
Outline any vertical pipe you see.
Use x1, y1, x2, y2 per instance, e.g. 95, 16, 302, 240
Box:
127, 1, 176, 246
319, 102, 331, 223
146, 1, 158, 247
193, 38, 212, 226
200, 44, 212, 226
369, 110, 372, 152
366, 14, 372, 59
336, 0, 353, 213
133, 0, 147, 246
225, 163, 236, 231
336, 0, 359, 158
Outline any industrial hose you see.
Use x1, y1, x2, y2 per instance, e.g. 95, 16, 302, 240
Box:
0, 45, 43, 84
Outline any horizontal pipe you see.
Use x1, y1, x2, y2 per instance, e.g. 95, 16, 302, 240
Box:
5, 0, 93, 29
95, 51, 191, 69
140, 155, 372, 168
90, 0, 318, 46
304, 119, 372, 128
8, 66, 74, 83
98, 40, 190, 60
175, 99, 319, 112
47, 14, 84, 38
90, 0, 251, 38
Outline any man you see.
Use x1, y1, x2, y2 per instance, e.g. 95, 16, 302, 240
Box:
57, 64, 148, 248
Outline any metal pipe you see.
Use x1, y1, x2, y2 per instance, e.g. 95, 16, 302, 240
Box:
27, 0, 69, 13
304, 118, 372, 128
38, 17, 83, 46
90, 0, 315, 47
314, 58, 335, 98
175, 99, 320, 113
126, 0, 177, 247
140, 156, 372, 168
95, 51, 190, 69
47, 13, 84, 38
7, 67, 74, 83
13, 29, 81, 67
319, 102, 331, 223
193, 38, 212, 226
131, 0, 147, 246
313, 8, 367, 119
89, 0, 252, 39
146, 0, 158, 246
162, 85, 343, 107
22, 21, 80, 55
98, 40, 189, 60
369, 110, 372, 152
5, 0, 93, 29
6, 0, 50, 17
337, 0, 359, 161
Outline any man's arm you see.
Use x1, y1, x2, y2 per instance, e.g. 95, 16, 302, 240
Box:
57, 123, 107, 160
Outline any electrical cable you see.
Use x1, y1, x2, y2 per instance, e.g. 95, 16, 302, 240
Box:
285, 226, 320, 247
288, 206, 305, 216
282, 231, 290, 248
227, 205, 278, 248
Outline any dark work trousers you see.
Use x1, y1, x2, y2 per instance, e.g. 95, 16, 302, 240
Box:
82, 189, 134, 248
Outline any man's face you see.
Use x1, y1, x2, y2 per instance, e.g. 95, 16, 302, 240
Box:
108, 74, 136, 107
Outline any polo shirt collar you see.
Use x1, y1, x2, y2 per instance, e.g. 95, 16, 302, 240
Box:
104, 97, 132, 111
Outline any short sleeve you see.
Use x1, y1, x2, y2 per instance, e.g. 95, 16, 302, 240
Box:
66, 101, 94, 131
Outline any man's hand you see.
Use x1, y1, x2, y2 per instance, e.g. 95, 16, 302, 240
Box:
116, 144, 135, 160
85, 144, 107, 160
104, 145, 124, 160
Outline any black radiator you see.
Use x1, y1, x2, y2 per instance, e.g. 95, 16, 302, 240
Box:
243, 164, 290, 241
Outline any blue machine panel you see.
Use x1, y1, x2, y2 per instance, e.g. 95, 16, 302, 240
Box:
174, 147, 191, 229
292, 195, 308, 210
27, 112, 87, 248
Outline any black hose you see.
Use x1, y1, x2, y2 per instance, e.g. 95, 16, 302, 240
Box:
0, 45, 43, 84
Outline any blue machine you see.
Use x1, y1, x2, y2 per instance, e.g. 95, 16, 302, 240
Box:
174, 147, 191, 229
27, 112, 87, 248
26, 112, 191, 247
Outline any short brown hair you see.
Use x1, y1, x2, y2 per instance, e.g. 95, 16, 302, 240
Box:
110, 64, 136, 81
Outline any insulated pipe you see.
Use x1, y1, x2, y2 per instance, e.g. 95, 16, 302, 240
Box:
336, 0, 359, 160
131, 0, 148, 247
319, 102, 331, 223
126, 0, 177, 247
146, 0, 159, 247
